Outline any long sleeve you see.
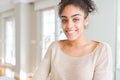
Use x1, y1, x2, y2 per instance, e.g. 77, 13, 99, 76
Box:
93, 43, 113, 80
32, 44, 52, 80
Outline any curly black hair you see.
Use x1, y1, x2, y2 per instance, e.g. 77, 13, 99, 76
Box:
58, 0, 96, 17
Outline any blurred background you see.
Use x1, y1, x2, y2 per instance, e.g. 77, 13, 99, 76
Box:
0, 0, 119, 80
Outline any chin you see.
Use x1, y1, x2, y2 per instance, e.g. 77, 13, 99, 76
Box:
67, 36, 77, 41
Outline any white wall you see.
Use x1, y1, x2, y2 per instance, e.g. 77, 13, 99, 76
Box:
84, 0, 117, 79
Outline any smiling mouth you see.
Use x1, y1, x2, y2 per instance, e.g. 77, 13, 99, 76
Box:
67, 31, 75, 34
66, 30, 77, 34
65, 30, 77, 38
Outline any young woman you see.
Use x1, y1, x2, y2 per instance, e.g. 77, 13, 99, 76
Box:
33, 0, 113, 80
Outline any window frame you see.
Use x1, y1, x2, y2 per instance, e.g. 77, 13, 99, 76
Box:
4, 16, 16, 65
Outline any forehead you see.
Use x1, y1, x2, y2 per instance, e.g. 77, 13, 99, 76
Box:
60, 5, 85, 18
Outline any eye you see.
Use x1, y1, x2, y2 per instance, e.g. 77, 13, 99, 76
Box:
73, 18, 80, 22
62, 19, 68, 23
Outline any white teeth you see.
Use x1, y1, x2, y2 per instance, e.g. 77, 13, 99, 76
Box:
67, 30, 75, 34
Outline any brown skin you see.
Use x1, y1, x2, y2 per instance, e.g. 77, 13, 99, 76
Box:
59, 5, 99, 57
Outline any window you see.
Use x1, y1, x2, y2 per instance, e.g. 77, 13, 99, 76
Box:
40, 8, 66, 60
4, 17, 15, 65
40, 9, 56, 59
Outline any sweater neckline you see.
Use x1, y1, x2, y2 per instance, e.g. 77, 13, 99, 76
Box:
55, 40, 102, 59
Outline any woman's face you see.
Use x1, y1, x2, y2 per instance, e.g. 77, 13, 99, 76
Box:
60, 5, 88, 41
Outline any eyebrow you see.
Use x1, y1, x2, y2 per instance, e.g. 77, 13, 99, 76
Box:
61, 14, 81, 18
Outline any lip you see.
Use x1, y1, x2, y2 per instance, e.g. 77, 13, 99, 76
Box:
66, 30, 77, 36
67, 30, 75, 34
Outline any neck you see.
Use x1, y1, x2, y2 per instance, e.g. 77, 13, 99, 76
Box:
66, 37, 89, 47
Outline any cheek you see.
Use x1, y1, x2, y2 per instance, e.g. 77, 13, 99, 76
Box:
62, 24, 66, 29
75, 23, 83, 28
75, 23, 85, 30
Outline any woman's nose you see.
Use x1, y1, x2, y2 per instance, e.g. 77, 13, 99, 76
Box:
66, 20, 73, 29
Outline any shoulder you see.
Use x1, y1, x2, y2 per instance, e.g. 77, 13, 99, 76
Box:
48, 41, 58, 49
96, 41, 112, 58
93, 41, 112, 56
47, 40, 63, 50
49, 40, 67, 48
95, 41, 113, 62
92, 40, 112, 52
44, 41, 59, 57
99, 42, 112, 51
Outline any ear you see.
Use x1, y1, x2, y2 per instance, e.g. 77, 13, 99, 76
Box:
84, 16, 89, 26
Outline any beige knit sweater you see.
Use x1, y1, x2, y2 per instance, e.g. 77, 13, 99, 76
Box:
33, 41, 113, 80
